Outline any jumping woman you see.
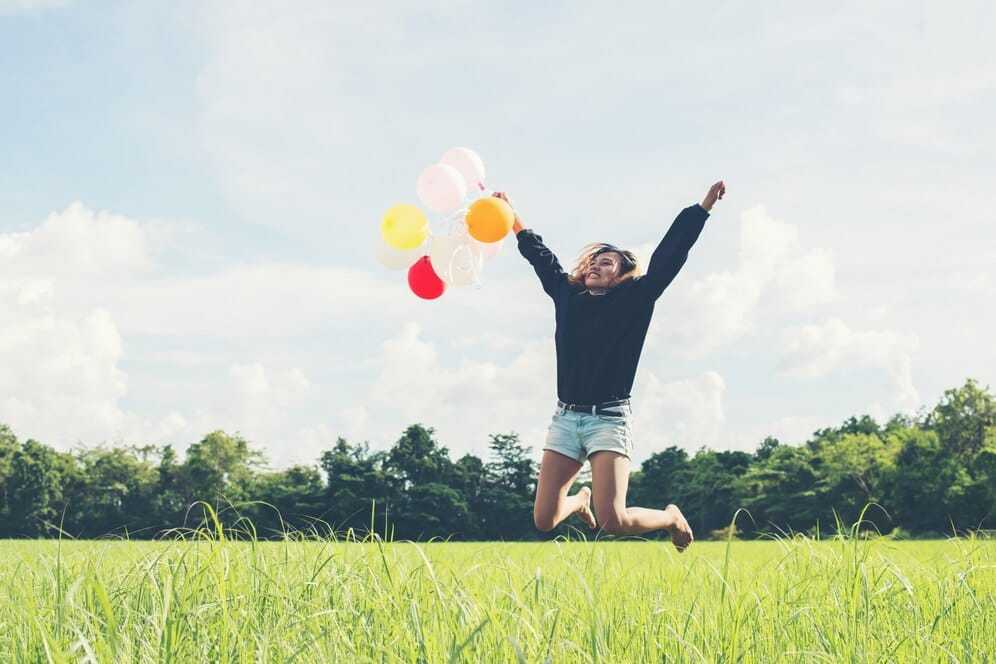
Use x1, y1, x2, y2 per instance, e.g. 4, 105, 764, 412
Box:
495, 181, 725, 551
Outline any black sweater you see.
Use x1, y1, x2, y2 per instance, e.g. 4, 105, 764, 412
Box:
517, 204, 709, 405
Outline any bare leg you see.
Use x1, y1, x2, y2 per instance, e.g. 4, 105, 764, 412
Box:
533, 450, 597, 531
589, 451, 694, 551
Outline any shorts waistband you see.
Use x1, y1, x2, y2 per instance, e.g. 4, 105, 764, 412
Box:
557, 398, 631, 416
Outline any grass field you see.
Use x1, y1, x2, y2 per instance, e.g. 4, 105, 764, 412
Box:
2, 531, 994, 662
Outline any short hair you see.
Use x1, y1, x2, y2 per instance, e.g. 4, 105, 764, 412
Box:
568, 243, 642, 287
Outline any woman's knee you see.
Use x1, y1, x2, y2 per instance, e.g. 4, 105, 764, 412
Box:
533, 504, 557, 532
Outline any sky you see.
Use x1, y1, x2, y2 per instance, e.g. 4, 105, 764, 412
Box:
2, 1, 994, 468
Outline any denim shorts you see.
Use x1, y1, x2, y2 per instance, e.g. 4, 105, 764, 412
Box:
543, 402, 634, 463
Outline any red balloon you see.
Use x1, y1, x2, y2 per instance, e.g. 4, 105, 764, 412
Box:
408, 256, 446, 300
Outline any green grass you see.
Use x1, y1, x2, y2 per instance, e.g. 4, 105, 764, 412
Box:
1, 532, 994, 662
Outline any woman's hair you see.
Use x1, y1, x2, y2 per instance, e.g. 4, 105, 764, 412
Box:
567, 243, 642, 287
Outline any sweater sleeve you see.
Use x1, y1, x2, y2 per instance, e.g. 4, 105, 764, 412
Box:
516, 229, 569, 299
636, 204, 709, 301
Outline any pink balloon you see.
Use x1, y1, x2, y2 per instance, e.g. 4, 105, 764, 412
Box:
440, 147, 486, 190
416, 163, 467, 213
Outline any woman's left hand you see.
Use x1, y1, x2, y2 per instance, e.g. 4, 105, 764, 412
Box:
701, 180, 726, 212
493, 191, 525, 234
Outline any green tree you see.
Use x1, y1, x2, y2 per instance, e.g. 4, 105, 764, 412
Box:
180, 431, 261, 507
320, 437, 395, 536
5, 440, 75, 537
152, 445, 187, 527
925, 378, 996, 457
384, 424, 453, 488
808, 415, 882, 452
383, 425, 477, 539
67, 446, 158, 537
452, 454, 486, 538
243, 465, 326, 537
755, 436, 780, 462
816, 432, 899, 532
967, 426, 996, 528
630, 446, 689, 509
678, 450, 753, 535
399, 482, 472, 539
0, 424, 19, 523
478, 433, 536, 540
736, 445, 821, 535
891, 428, 973, 534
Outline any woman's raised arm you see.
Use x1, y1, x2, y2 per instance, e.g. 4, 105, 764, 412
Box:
493, 192, 568, 299
638, 181, 725, 300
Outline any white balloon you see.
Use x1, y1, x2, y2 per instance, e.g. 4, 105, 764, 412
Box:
440, 147, 486, 191
376, 239, 422, 270
450, 242, 484, 286
474, 236, 505, 260
430, 234, 483, 287
416, 163, 467, 213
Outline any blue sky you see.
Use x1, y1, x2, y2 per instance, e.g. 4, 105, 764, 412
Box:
2, 0, 994, 467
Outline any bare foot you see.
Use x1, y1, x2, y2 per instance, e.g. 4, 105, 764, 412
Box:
575, 487, 597, 529
665, 504, 693, 552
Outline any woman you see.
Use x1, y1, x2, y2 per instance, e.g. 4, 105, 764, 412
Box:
497, 181, 725, 551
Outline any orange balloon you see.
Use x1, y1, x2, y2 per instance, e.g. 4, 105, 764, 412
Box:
465, 197, 514, 243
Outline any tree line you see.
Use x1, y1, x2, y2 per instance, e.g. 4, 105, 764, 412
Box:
1, 378, 994, 540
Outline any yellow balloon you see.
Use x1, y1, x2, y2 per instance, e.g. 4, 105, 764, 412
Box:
381, 204, 429, 250
465, 197, 514, 243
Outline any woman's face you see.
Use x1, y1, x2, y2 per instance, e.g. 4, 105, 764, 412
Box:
584, 252, 623, 290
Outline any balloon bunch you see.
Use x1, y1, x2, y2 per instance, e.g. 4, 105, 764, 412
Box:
377, 147, 515, 300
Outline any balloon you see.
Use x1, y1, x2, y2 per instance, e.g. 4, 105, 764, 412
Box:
430, 234, 483, 287
440, 147, 486, 190
376, 239, 423, 271
474, 235, 505, 260
465, 197, 514, 243
408, 256, 446, 299
416, 163, 467, 213
381, 204, 428, 250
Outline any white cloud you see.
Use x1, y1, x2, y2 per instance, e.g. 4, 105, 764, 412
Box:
631, 370, 726, 452
945, 269, 992, 295
104, 262, 399, 338
0, 201, 153, 278
354, 322, 730, 461
0, 203, 155, 444
0, 203, 212, 451
644, 205, 837, 358
213, 362, 316, 446
0, 286, 127, 444
361, 322, 556, 458
113, 361, 320, 463
777, 317, 920, 411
